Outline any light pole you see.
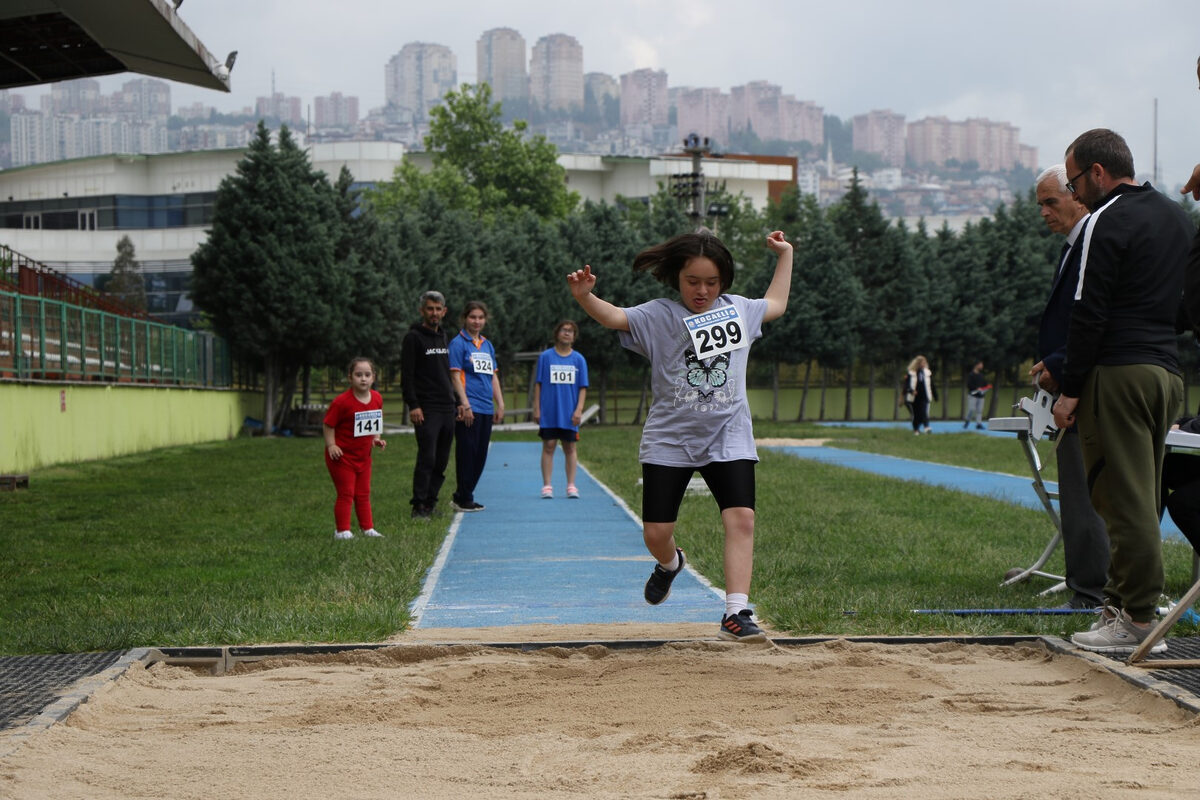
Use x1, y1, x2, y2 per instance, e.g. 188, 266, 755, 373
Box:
681, 132, 710, 219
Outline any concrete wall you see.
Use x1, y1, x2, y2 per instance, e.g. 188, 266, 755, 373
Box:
1, 382, 260, 473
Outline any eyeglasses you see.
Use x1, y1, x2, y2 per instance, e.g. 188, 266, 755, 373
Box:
1066, 165, 1091, 194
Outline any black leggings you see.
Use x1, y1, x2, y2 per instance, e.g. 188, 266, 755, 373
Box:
911, 398, 930, 431
641, 460, 756, 523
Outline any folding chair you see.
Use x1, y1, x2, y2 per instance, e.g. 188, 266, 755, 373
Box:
986, 389, 1067, 595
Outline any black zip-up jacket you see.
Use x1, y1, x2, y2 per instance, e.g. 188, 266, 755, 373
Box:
1062, 182, 1194, 398
400, 322, 457, 412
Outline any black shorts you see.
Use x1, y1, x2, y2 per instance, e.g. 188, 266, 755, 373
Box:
641, 460, 756, 523
538, 427, 579, 442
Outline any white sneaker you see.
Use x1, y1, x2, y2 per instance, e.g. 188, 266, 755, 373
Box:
334, 530, 353, 540
1071, 607, 1166, 655
362, 528, 382, 538
541, 485, 553, 499
566, 485, 580, 499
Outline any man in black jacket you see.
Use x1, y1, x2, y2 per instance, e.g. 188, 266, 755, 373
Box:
1031, 164, 1109, 610
1052, 129, 1192, 654
401, 291, 466, 519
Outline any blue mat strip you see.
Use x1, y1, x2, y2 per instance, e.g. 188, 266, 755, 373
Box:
411, 441, 723, 629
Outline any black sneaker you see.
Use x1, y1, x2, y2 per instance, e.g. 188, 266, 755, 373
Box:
643, 548, 685, 605
451, 500, 484, 512
719, 609, 768, 642
411, 505, 432, 520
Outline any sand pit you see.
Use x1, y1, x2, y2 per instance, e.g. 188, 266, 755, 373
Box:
2, 637, 1198, 799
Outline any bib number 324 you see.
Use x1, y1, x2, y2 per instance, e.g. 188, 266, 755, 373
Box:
683, 306, 746, 359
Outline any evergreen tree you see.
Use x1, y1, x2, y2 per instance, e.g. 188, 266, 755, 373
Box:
106, 235, 146, 311
559, 200, 654, 422
190, 122, 348, 433
829, 171, 923, 418
330, 165, 408, 370
757, 189, 862, 420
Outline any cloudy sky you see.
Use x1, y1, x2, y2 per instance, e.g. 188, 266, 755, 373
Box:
98, 1, 1200, 187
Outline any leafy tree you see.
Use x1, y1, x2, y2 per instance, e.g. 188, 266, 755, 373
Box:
105, 235, 146, 311
371, 83, 578, 220
191, 122, 348, 433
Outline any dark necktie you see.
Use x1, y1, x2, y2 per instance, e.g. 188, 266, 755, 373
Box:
1054, 241, 1071, 285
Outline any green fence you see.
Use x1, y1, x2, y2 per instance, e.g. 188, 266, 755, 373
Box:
0, 289, 232, 386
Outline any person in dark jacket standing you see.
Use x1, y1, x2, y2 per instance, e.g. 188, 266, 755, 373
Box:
1052, 129, 1192, 654
400, 291, 467, 519
962, 361, 990, 430
1030, 164, 1109, 611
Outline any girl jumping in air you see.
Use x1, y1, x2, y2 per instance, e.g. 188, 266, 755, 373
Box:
567, 228, 793, 641
323, 357, 387, 540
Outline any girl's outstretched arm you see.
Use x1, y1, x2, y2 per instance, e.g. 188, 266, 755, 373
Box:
762, 230, 793, 322
567, 265, 630, 331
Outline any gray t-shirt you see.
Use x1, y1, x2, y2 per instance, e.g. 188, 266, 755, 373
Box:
619, 295, 766, 467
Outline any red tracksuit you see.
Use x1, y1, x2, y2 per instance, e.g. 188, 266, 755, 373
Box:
324, 389, 383, 531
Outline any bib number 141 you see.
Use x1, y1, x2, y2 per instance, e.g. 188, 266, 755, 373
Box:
354, 409, 383, 437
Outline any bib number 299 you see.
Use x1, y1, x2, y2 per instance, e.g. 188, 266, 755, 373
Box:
683, 306, 748, 360
695, 321, 741, 355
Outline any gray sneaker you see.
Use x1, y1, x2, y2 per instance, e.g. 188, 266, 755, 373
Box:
1071, 608, 1166, 655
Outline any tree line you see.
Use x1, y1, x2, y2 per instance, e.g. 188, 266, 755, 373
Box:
190, 83, 1200, 432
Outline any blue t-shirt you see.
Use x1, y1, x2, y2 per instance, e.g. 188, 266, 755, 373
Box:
618, 295, 765, 467
448, 330, 498, 414
536, 347, 589, 431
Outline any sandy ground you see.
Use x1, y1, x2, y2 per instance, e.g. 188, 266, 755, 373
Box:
3, 633, 1199, 799
755, 437, 831, 447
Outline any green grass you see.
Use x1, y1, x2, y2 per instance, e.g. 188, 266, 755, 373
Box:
0, 437, 445, 654
2, 424, 1195, 654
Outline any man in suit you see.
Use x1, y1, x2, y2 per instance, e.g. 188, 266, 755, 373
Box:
1052, 129, 1192, 654
1030, 164, 1109, 610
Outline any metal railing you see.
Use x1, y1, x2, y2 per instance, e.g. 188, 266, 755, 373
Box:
0, 244, 149, 320
0, 289, 233, 386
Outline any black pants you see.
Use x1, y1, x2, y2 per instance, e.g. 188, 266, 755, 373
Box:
1163, 451, 1200, 553
411, 408, 455, 510
453, 413, 494, 506
911, 398, 930, 431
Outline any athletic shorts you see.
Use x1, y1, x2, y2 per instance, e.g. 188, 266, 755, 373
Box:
538, 427, 579, 442
641, 460, 756, 523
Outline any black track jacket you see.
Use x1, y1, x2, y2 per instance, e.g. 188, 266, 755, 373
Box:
1061, 182, 1193, 398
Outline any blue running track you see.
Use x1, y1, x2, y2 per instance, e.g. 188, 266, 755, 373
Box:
410, 441, 723, 628
766, 443, 1185, 539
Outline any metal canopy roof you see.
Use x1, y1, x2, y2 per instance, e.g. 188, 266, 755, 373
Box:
0, 0, 229, 92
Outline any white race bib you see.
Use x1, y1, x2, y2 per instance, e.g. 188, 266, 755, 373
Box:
470, 351, 494, 375
683, 305, 747, 359
549, 365, 576, 385
353, 408, 382, 437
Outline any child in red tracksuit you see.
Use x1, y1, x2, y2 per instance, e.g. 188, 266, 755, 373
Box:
323, 357, 387, 540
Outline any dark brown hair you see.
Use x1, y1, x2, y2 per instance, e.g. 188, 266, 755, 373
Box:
632, 228, 735, 292
346, 356, 376, 377
1066, 128, 1134, 181
460, 300, 490, 323
553, 319, 578, 341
